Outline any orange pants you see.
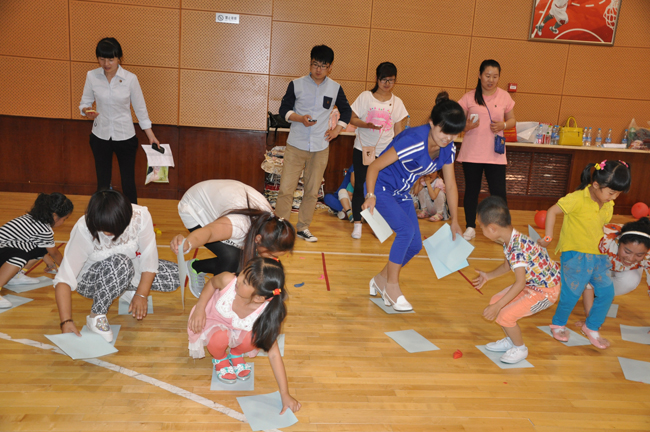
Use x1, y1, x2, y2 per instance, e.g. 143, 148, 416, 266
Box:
490, 284, 559, 328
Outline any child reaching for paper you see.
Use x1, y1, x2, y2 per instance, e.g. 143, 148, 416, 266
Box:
472, 196, 561, 364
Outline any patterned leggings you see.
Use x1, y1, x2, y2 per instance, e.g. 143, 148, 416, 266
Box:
76, 254, 179, 315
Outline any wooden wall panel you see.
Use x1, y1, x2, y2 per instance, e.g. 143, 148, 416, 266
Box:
181, 11, 271, 74
558, 96, 650, 139
509, 93, 562, 125
473, 0, 532, 40
371, 0, 474, 35
273, 0, 372, 27
182, 0, 272, 15
563, 45, 650, 100
69, 1, 180, 68
368, 30, 470, 88
269, 22, 369, 81
83, 0, 180, 7
0, 57, 71, 119
467, 38, 569, 94
0, 0, 69, 60
613, 0, 650, 48
393, 85, 466, 127
268, 76, 295, 115
179, 70, 268, 130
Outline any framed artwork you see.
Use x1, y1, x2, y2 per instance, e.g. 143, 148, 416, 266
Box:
529, 0, 622, 45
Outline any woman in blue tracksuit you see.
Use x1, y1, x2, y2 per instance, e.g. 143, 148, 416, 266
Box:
362, 92, 466, 311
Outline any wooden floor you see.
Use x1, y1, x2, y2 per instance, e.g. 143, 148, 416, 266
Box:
1, 191, 649, 432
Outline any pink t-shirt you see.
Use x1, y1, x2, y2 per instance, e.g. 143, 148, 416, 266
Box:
457, 88, 515, 165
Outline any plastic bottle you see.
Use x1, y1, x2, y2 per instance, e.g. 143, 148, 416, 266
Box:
536, 124, 543, 144
587, 127, 593, 146
622, 129, 629, 147
404, 115, 411, 130
545, 127, 551, 144
551, 125, 559, 145
582, 127, 588, 146
595, 128, 602, 147
605, 128, 612, 144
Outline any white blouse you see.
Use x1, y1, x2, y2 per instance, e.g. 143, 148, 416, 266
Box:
79, 65, 153, 141
54, 205, 159, 291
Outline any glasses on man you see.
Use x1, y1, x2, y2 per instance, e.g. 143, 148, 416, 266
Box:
311, 62, 330, 70
380, 78, 395, 84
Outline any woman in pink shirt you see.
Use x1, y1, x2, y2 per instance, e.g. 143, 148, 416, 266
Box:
457, 60, 516, 241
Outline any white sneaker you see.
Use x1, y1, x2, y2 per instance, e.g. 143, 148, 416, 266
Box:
0, 295, 12, 309
337, 210, 346, 220
6, 271, 39, 286
462, 227, 476, 241
86, 314, 113, 342
485, 337, 514, 352
297, 229, 318, 242
500, 346, 528, 364
351, 223, 362, 239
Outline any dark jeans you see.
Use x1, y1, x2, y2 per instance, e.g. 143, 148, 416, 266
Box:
89, 133, 139, 204
188, 226, 242, 275
352, 148, 369, 222
462, 162, 507, 229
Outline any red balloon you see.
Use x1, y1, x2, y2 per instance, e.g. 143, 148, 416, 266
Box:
631, 202, 649, 219
534, 210, 547, 229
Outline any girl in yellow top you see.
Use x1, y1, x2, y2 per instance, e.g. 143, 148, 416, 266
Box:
539, 160, 631, 349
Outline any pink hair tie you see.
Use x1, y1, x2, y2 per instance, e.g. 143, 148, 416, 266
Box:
618, 160, 628, 168
594, 160, 607, 170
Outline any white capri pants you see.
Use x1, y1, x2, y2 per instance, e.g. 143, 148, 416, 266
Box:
587, 268, 648, 296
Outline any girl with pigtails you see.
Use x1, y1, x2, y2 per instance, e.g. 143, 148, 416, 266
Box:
539, 160, 632, 348
187, 257, 301, 414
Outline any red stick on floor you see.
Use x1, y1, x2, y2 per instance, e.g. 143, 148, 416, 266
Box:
458, 270, 483, 295
321, 252, 331, 291
24, 243, 65, 275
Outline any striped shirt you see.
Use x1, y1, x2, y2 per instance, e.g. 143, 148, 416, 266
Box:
376, 124, 456, 200
0, 214, 55, 252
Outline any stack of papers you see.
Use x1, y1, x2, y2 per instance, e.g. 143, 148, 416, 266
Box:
360, 208, 393, 243
423, 224, 474, 278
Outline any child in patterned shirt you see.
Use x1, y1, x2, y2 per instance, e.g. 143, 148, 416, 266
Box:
472, 196, 561, 364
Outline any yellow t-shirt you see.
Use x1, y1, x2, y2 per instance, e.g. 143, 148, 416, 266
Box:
556, 186, 613, 255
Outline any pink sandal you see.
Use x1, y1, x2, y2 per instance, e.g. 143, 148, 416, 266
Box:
549, 324, 569, 342
580, 324, 610, 349
428, 213, 443, 222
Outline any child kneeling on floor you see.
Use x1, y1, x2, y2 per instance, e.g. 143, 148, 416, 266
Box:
472, 196, 561, 364
187, 257, 301, 414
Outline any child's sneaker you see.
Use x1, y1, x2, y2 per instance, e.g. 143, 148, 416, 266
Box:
485, 337, 513, 352
351, 224, 362, 239
500, 346, 528, 364
337, 210, 347, 220
347, 210, 354, 223
6, 271, 39, 286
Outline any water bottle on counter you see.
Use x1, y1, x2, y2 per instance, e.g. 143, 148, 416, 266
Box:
551, 125, 559, 145
536, 124, 544, 144
586, 127, 593, 146
404, 115, 411, 130
622, 129, 629, 147
595, 128, 603, 147
605, 128, 612, 145
582, 127, 588, 146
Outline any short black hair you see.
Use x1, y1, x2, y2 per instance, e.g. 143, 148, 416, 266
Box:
85, 190, 132, 242
477, 196, 511, 228
310, 45, 334, 65
96, 37, 123, 61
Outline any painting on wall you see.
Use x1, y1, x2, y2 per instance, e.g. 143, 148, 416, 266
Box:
529, 0, 622, 45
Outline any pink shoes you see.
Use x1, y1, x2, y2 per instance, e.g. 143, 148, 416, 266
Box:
549, 324, 569, 342
580, 324, 610, 349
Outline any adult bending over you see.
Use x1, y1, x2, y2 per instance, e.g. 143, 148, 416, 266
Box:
362, 92, 465, 311
55, 190, 179, 342
458, 59, 515, 240
80, 37, 160, 204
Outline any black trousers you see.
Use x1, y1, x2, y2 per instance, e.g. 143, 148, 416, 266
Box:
188, 226, 242, 275
351, 148, 369, 222
462, 162, 507, 229
89, 133, 139, 204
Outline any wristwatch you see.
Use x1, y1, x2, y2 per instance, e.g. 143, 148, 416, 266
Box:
365, 192, 376, 199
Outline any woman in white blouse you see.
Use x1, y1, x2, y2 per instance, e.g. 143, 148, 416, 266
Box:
54, 190, 178, 342
80, 38, 160, 204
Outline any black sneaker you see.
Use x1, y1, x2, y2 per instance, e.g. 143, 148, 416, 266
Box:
297, 229, 318, 242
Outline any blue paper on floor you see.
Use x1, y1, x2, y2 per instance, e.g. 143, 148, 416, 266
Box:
0, 294, 33, 314
537, 326, 591, 347
423, 224, 473, 279
3, 276, 54, 293
236, 391, 298, 431
258, 334, 285, 357
607, 304, 619, 318
44, 332, 118, 359
620, 325, 650, 345
360, 208, 394, 243
211, 363, 255, 391
118, 295, 153, 315
369, 297, 415, 314
385, 330, 439, 353
618, 357, 650, 384
475, 345, 534, 369
528, 225, 542, 244
81, 325, 120, 347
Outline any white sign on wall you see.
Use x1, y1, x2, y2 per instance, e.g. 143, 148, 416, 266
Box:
216, 13, 239, 24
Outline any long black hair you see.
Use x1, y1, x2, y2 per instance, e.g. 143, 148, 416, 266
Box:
576, 160, 631, 192
85, 190, 133, 242
28, 193, 74, 226
474, 59, 501, 107
245, 258, 288, 351
619, 216, 650, 249
370, 62, 397, 93
430, 91, 466, 134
